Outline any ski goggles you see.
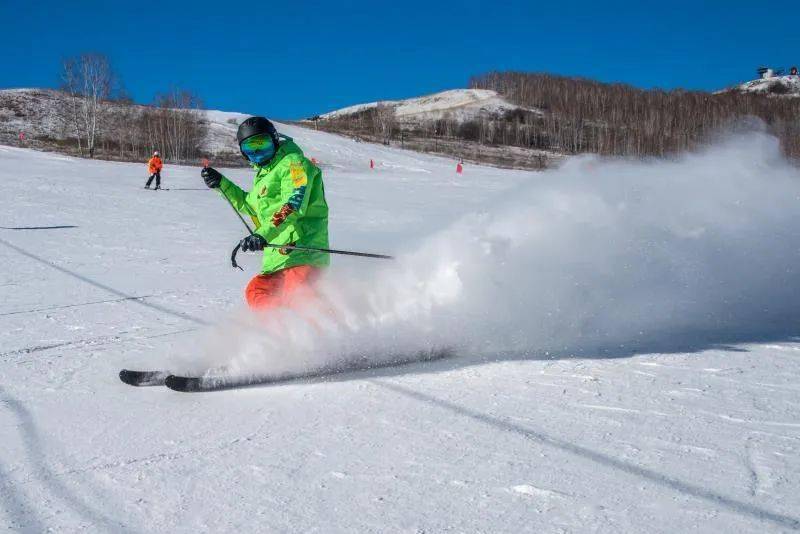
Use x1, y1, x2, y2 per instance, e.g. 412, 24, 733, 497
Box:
240, 134, 276, 164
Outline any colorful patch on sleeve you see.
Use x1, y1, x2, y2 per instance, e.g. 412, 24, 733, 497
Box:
289, 162, 308, 188
287, 186, 307, 211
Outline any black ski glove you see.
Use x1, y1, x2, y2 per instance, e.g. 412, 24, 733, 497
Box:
240, 234, 267, 252
201, 166, 223, 189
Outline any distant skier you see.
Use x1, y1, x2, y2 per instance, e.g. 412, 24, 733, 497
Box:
201, 117, 330, 310
145, 151, 163, 190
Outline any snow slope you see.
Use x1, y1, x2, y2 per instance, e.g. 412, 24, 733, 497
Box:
319, 88, 532, 123
201, 109, 252, 158
1, 125, 800, 532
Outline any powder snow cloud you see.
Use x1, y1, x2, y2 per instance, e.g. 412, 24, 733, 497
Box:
187, 132, 800, 376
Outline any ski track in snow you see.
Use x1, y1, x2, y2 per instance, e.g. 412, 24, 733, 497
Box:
1, 128, 799, 532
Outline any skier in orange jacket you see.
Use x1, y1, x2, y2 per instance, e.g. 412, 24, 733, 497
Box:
145, 151, 164, 190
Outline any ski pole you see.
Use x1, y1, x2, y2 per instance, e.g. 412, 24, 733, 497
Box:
230, 241, 393, 270
263, 243, 394, 259
220, 194, 252, 271
225, 198, 255, 236
204, 158, 255, 236
204, 159, 252, 270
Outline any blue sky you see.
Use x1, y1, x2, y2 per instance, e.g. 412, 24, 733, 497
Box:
2, 0, 798, 119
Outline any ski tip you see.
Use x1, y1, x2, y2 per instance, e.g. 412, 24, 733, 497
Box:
119, 369, 168, 387
119, 368, 148, 386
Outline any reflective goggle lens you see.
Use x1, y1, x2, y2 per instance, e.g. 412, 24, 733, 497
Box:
240, 134, 276, 164
240, 134, 273, 151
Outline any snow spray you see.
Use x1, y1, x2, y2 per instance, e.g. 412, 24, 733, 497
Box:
180, 132, 800, 377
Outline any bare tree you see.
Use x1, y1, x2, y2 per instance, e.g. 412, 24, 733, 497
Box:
143, 89, 207, 162
374, 103, 396, 145
105, 98, 142, 160
61, 53, 114, 158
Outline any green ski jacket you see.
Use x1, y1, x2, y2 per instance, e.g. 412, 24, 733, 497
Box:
218, 138, 330, 274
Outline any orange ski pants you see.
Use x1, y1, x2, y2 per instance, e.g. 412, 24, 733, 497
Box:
244, 265, 321, 311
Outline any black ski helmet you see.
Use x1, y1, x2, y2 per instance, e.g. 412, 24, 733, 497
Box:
236, 116, 280, 160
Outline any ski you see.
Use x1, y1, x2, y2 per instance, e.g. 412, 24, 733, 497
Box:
164, 348, 455, 393
119, 369, 170, 387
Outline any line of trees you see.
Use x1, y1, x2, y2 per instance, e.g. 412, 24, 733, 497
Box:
315, 104, 398, 145
316, 71, 800, 165
469, 71, 800, 160
59, 53, 207, 162
317, 104, 480, 149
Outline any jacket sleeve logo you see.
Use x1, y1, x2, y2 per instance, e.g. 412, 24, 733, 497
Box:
289, 162, 308, 188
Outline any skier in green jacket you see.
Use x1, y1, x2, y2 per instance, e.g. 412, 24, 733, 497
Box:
201, 117, 329, 310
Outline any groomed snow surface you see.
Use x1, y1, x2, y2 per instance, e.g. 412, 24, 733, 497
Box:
1, 124, 800, 533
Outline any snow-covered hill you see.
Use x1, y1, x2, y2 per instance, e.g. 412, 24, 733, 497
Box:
726, 75, 800, 96
1, 125, 800, 532
319, 88, 534, 123
0, 87, 529, 156
201, 108, 252, 157
0, 88, 73, 141
0, 87, 554, 171
0, 88, 250, 158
